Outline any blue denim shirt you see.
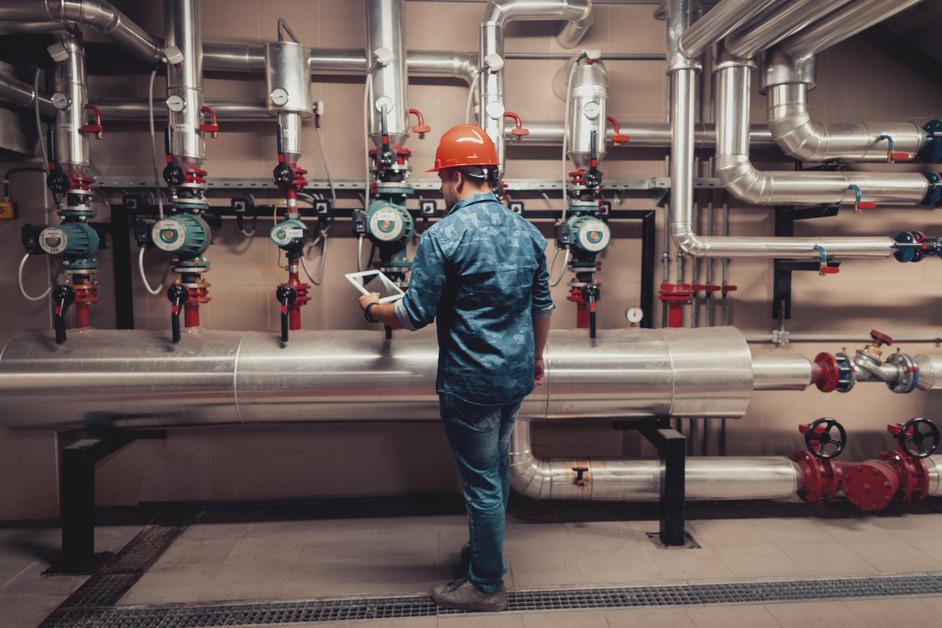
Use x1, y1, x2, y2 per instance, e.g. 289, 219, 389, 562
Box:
394, 192, 554, 405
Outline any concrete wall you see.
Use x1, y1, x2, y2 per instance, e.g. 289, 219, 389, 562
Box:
1, 1, 940, 519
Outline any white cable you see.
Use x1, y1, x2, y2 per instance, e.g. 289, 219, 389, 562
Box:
363, 72, 373, 213
465, 71, 480, 124
314, 126, 337, 207
138, 247, 169, 296
18, 253, 52, 301
148, 68, 165, 219
548, 248, 571, 287
34, 70, 49, 178
356, 235, 365, 272
300, 233, 328, 286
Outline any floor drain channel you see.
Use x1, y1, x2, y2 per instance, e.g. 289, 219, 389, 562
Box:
39, 572, 942, 627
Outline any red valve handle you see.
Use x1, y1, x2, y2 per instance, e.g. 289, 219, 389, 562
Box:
606, 115, 630, 145
199, 105, 219, 138
819, 265, 840, 275
870, 329, 893, 347
79, 104, 103, 140
856, 201, 877, 212
504, 111, 529, 139
888, 151, 910, 163
407, 108, 431, 138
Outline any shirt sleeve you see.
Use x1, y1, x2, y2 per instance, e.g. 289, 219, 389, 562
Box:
531, 233, 555, 320
394, 232, 448, 331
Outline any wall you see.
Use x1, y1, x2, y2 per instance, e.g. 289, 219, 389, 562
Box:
1, 1, 940, 520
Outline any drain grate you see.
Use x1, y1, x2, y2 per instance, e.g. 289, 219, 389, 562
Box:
39, 572, 942, 627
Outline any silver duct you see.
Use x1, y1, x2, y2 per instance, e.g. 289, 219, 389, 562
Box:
763, 49, 927, 163
94, 99, 268, 120
366, 0, 409, 148
507, 120, 774, 147
0, 0, 163, 62
52, 34, 90, 179
679, 0, 782, 60
566, 57, 608, 169
750, 352, 813, 391
724, 0, 853, 60
0, 326, 795, 431
165, 0, 204, 168
479, 0, 593, 173
0, 67, 54, 116
780, 0, 925, 61
265, 41, 312, 161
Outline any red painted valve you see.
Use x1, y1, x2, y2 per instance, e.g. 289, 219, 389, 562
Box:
79, 104, 103, 140
408, 108, 431, 138
606, 115, 630, 145
199, 105, 219, 138
870, 329, 893, 348
503, 111, 529, 140
793, 418, 847, 504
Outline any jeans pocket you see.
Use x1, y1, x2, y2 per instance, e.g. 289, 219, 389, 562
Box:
440, 394, 501, 433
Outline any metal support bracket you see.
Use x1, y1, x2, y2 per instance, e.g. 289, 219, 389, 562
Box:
772, 204, 840, 321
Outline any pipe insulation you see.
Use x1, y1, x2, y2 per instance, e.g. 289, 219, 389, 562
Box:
723, 0, 853, 61
679, 0, 783, 60
0, 67, 54, 116
53, 34, 90, 179
0, 326, 807, 431
366, 0, 409, 148
165, 0, 204, 168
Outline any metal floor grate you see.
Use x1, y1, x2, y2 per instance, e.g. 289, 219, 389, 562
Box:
39, 572, 942, 627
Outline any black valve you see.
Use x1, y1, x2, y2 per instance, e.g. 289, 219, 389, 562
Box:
52, 284, 75, 345
167, 284, 188, 343
583, 130, 603, 190
572, 466, 589, 487
896, 418, 940, 459
276, 284, 297, 343
273, 162, 294, 186
163, 163, 185, 187
46, 161, 70, 196
801, 417, 847, 459
582, 282, 601, 339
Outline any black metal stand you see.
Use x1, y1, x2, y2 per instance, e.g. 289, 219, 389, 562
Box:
616, 418, 687, 546
48, 429, 166, 574
772, 204, 840, 320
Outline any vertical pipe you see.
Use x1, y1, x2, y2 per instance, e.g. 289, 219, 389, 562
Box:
366, 0, 409, 148
165, 0, 204, 168
53, 34, 89, 179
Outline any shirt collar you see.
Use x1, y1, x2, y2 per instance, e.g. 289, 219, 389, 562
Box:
445, 192, 499, 217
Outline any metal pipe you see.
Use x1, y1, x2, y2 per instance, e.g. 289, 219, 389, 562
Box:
54, 33, 90, 179
366, 0, 409, 148
505, 120, 775, 147
480, 0, 593, 172
724, 0, 853, 60
780, 0, 925, 61
0, 327, 780, 430
0, 67, 55, 116
0, 0, 163, 63
679, 0, 782, 60
566, 58, 608, 169
95, 99, 268, 120
509, 418, 801, 501
0, 20, 66, 34
747, 332, 942, 345
165, 0, 204, 168
750, 351, 812, 390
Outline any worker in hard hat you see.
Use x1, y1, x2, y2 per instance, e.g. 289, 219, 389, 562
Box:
357, 123, 554, 612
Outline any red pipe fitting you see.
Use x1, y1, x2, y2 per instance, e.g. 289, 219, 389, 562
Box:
199, 105, 219, 138
79, 104, 103, 140
183, 283, 210, 328
792, 451, 844, 503
812, 352, 840, 392
503, 111, 529, 140
606, 115, 630, 145
287, 267, 311, 331
842, 450, 930, 512
408, 108, 431, 138
72, 279, 100, 329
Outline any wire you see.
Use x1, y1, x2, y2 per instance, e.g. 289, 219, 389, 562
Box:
465, 71, 480, 124
2, 167, 45, 199
18, 253, 52, 301
363, 73, 373, 214
277, 18, 300, 43
356, 235, 365, 272
314, 126, 337, 207
548, 247, 571, 288
138, 247, 170, 296
300, 232, 328, 286
148, 67, 165, 219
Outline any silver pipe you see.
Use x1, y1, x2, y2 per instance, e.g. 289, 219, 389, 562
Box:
95, 99, 269, 120
567, 58, 608, 169
926, 457, 942, 496
165, 0, 204, 168
0, 67, 55, 116
0, 327, 779, 431
750, 351, 812, 390
509, 419, 800, 501
724, 0, 853, 60
406, 50, 479, 84
510, 120, 775, 147
0, 20, 66, 34
366, 0, 409, 148
764, 49, 927, 162
680, 0, 782, 60
747, 332, 942, 345
915, 354, 942, 391
54, 34, 90, 179
265, 40, 312, 161
780, 0, 925, 60
480, 0, 593, 172
0, 0, 163, 63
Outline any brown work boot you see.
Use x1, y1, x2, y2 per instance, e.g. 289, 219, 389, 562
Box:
431, 576, 507, 612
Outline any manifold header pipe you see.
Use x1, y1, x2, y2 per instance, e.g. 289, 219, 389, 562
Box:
678, 0, 782, 61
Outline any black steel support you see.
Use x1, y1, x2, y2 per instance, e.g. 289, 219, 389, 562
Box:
771, 205, 840, 320
110, 204, 135, 329
640, 210, 656, 329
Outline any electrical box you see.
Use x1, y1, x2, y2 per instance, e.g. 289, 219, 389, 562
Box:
0, 199, 15, 220
508, 201, 524, 215
420, 200, 437, 216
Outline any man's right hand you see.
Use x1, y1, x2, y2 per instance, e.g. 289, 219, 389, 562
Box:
534, 356, 545, 386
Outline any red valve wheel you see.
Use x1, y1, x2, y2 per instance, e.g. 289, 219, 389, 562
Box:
870, 329, 894, 347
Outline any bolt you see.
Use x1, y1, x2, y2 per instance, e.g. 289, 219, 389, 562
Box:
883, 482, 891, 489
863, 483, 871, 490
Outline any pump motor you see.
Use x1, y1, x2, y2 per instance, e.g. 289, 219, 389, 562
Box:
366, 200, 414, 247
152, 213, 212, 259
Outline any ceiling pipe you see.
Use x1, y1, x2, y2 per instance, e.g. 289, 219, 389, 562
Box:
779, 0, 925, 61
679, 0, 782, 59
0, 0, 164, 63
723, 0, 852, 60
479, 0, 594, 174
762, 49, 929, 163
0, 67, 55, 116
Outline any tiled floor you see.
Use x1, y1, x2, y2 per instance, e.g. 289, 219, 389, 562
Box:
3, 507, 942, 627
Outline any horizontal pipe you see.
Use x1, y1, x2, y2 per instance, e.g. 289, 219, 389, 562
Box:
680, 0, 782, 59
746, 332, 942, 345
94, 99, 269, 120
510, 120, 774, 147
724, 0, 853, 60
0, 68, 55, 116
750, 351, 812, 390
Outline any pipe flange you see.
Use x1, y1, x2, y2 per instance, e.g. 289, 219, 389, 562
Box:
885, 352, 920, 394
834, 352, 854, 393
842, 461, 899, 511
759, 49, 816, 95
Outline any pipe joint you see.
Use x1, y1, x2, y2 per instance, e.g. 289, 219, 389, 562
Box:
759, 48, 815, 93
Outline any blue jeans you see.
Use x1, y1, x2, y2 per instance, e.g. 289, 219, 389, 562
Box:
439, 393, 522, 593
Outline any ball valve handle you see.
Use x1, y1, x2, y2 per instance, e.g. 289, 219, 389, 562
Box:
199, 106, 219, 139
814, 245, 840, 275
799, 418, 847, 459
167, 284, 189, 344
606, 115, 630, 146
79, 104, 103, 140
51, 284, 76, 345
848, 184, 876, 213
503, 111, 529, 141
276, 284, 297, 343
876, 134, 910, 164
408, 108, 431, 139
889, 418, 940, 459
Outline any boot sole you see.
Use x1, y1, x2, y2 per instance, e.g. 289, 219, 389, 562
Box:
431, 595, 508, 613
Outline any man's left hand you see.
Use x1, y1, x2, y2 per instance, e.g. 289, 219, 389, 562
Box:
359, 292, 380, 311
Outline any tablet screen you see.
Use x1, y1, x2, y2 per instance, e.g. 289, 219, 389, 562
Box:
347, 270, 404, 301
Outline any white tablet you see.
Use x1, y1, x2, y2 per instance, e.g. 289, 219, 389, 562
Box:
345, 270, 405, 304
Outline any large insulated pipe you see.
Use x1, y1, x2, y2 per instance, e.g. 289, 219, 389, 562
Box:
780, 0, 925, 61
366, 0, 409, 148
0, 0, 163, 63
165, 0, 204, 168
566, 57, 608, 169
763, 49, 928, 163
265, 40, 312, 162
679, 0, 782, 60
724, 0, 853, 60
508, 120, 774, 148
53, 34, 90, 179
509, 419, 801, 501
0, 66, 54, 116
479, 0, 593, 173
0, 327, 777, 431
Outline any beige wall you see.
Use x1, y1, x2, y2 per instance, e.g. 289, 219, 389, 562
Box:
1, 1, 941, 520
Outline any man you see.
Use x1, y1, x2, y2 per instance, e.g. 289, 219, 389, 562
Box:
357, 124, 554, 612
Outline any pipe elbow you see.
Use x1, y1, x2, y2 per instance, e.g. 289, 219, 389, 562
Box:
557, 0, 594, 49
670, 224, 708, 257
508, 451, 547, 499
715, 155, 770, 205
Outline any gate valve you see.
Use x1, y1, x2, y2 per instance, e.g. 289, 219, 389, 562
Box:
876, 134, 910, 163
199, 105, 219, 138
79, 104, 103, 140
407, 108, 431, 139
889, 418, 940, 459
276, 283, 297, 343
273, 162, 295, 186
52, 284, 76, 345
864, 329, 893, 361
503, 111, 529, 140
848, 184, 876, 213
800, 418, 847, 459
814, 244, 840, 275
46, 161, 70, 196
167, 283, 189, 344
606, 115, 630, 145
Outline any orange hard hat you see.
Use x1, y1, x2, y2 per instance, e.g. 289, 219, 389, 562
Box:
427, 124, 499, 172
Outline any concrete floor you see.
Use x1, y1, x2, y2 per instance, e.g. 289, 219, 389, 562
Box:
3, 507, 942, 627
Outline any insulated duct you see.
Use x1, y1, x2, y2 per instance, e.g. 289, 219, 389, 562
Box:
506, 121, 774, 147
678, 0, 782, 60
165, 0, 204, 168
566, 57, 609, 169
0, 66, 54, 116
366, 0, 409, 148
723, 0, 853, 61
52, 33, 91, 178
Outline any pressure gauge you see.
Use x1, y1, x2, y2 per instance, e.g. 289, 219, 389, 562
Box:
583, 101, 601, 120
374, 96, 393, 113
51, 93, 70, 111
626, 307, 644, 324
166, 95, 186, 113
270, 88, 290, 107
485, 101, 505, 121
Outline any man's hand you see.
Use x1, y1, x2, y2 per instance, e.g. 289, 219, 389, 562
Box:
534, 356, 545, 386
359, 292, 380, 311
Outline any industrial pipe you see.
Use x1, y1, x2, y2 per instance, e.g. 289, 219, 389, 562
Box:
679, 0, 782, 60
507, 120, 774, 148
165, 0, 204, 168
0, 0, 163, 63
366, 0, 409, 148
52, 33, 91, 179
0, 67, 54, 116
724, 0, 853, 61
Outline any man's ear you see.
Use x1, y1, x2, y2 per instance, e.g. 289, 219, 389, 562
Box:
453, 169, 464, 191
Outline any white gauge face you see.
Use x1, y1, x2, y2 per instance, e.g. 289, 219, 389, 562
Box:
165, 95, 186, 113
576, 218, 611, 253
270, 222, 306, 246
485, 101, 505, 120
583, 101, 601, 120
39, 227, 67, 255
369, 207, 404, 242
626, 307, 644, 324
270, 88, 290, 107
152, 219, 186, 252
51, 93, 70, 111
374, 96, 394, 113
